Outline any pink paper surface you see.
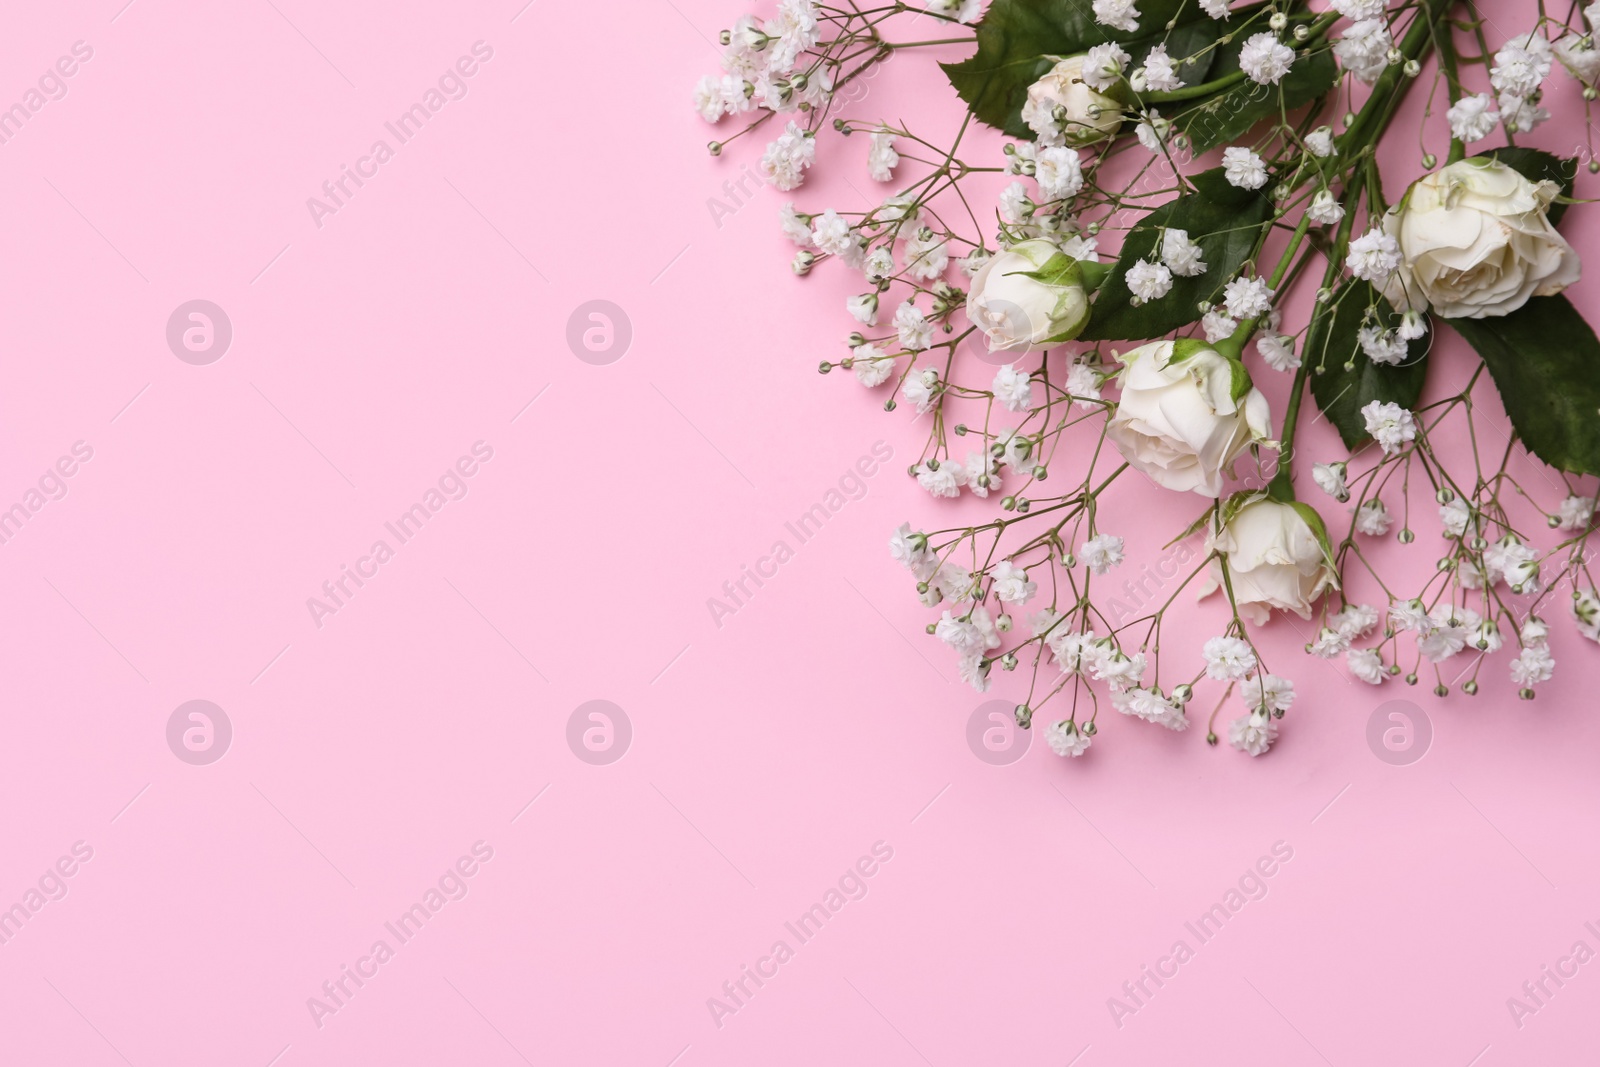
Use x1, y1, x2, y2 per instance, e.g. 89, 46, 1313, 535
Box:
2, 1, 1597, 1064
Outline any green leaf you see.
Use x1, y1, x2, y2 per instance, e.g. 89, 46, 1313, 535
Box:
1168, 504, 1217, 547
1078, 259, 1112, 289
1447, 295, 1600, 476
1127, 17, 1224, 87
940, 0, 1214, 137
1226, 355, 1253, 402
1012, 251, 1082, 286
1167, 337, 1217, 363
1469, 146, 1577, 224
1305, 279, 1431, 449
1170, 19, 1339, 153
1286, 501, 1338, 572
1079, 168, 1272, 342
1219, 489, 1269, 529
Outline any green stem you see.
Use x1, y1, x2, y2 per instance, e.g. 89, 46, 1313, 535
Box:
1462, 0, 1514, 146
1265, 188, 1362, 501
1339, 0, 1448, 154
1213, 211, 1315, 363
890, 37, 975, 48
1142, 69, 1254, 105
1435, 20, 1468, 163
1143, 12, 1343, 106
1259, 0, 1454, 500
1269, 362, 1311, 499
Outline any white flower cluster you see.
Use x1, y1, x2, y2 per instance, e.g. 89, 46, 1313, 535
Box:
694, 0, 825, 126
699, 0, 1600, 764
1309, 406, 1596, 697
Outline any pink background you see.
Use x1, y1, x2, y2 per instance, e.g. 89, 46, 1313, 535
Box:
2, 1, 1598, 1063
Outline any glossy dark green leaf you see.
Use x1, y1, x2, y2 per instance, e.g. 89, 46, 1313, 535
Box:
1448, 295, 1600, 476
1127, 18, 1223, 87
1078, 168, 1272, 341
1305, 280, 1431, 449
1171, 25, 1339, 153
940, 0, 1208, 137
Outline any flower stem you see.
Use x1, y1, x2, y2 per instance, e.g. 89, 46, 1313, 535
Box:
1142, 12, 1342, 105
1269, 361, 1312, 500
890, 37, 976, 49
1261, 0, 1454, 500
1434, 19, 1468, 163
1213, 211, 1315, 364
1339, 0, 1450, 154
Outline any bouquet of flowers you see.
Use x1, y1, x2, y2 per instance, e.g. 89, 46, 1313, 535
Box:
695, 0, 1600, 758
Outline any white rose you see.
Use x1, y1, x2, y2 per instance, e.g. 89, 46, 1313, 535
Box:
1105, 340, 1272, 497
966, 238, 1092, 354
1203, 498, 1339, 624
1383, 158, 1580, 319
1020, 55, 1125, 148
